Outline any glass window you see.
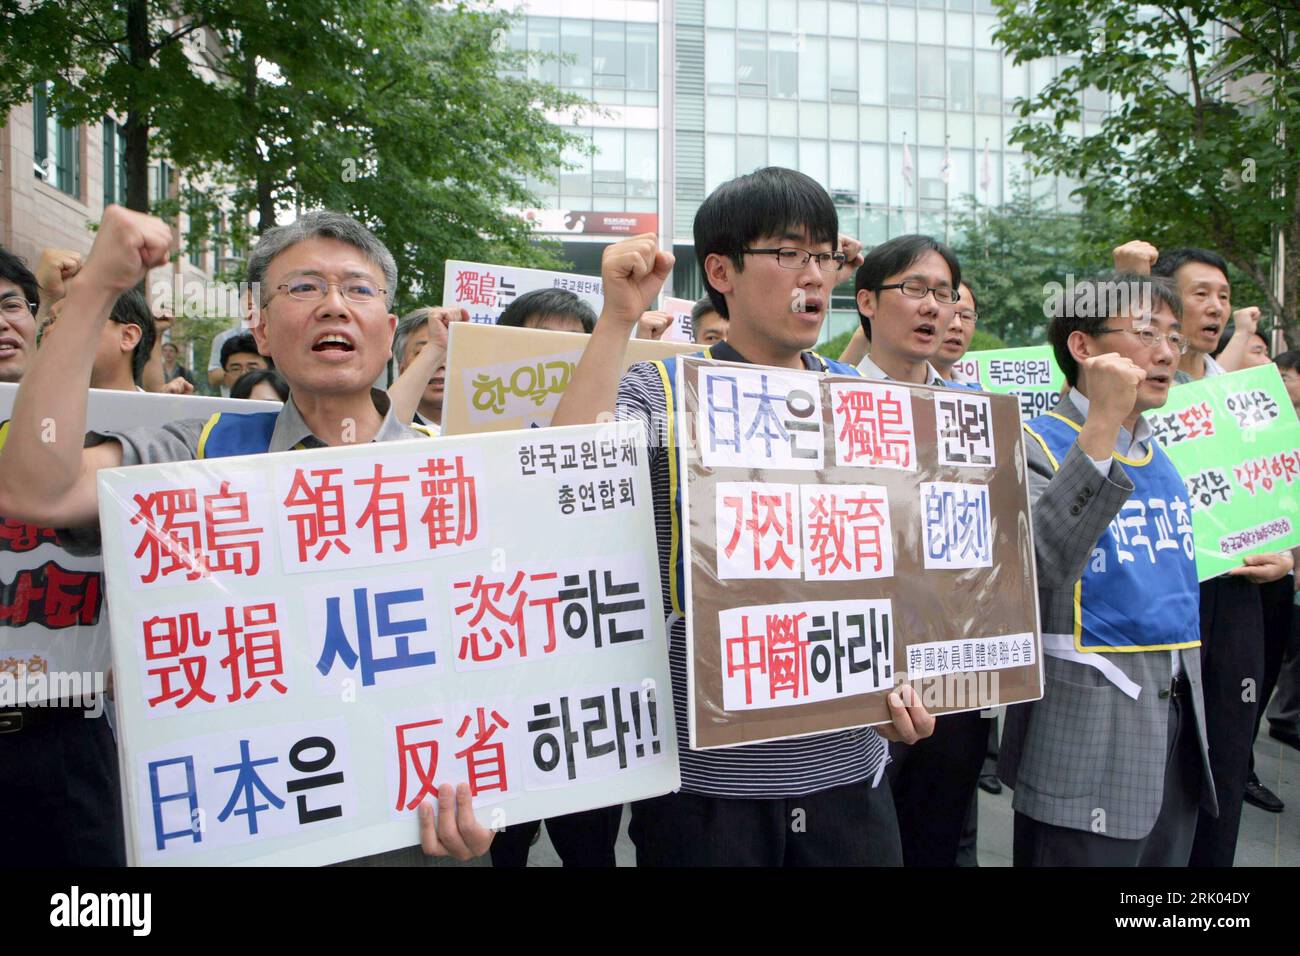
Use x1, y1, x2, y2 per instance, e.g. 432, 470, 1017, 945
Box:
888, 7, 915, 42
799, 36, 827, 101
974, 13, 998, 49
560, 128, 592, 195
737, 0, 767, 28
859, 105, 888, 140
918, 109, 945, 146
33, 82, 81, 198
918, 146, 944, 208
859, 41, 885, 105
738, 31, 767, 94
527, 18, 560, 86
706, 134, 736, 193
627, 129, 658, 198
975, 114, 1001, 153
101, 118, 127, 208
859, 143, 887, 206
974, 51, 1000, 112
501, 20, 527, 79
949, 147, 973, 196
829, 142, 857, 200
947, 112, 974, 148
707, 0, 736, 27
947, 13, 973, 46
626, 23, 657, 91
738, 97, 767, 134
706, 31, 736, 94
889, 108, 917, 144
829, 38, 856, 102
770, 137, 798, 169
707, 95, 737, 133
1002, 57, 1026, 110
737, 135, 767, 175
800, 139, 828, 189
831, 103, 857, 140
888, 43, 915, 107
593, 22, 625, 88
770, 0, 797, 32
918, 45, 945, 104
769, 33, 798, 99
799, 0, 828, 35
801, 101, 828, 138
593, 128, 626, 196
859, 5, 886, 39
560, 19, 592, 88
828, 2, 856, 36
859, 208, 888, 246
918, 11, 944, 43
769, 99, 798, 135
947, 48, 973, 111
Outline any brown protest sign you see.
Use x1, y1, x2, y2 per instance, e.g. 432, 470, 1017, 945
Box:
442, 322, 696, 435
677, 356, 1043, 749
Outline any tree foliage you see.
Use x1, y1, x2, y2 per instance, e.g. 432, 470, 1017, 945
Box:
992, 0, 1300, 346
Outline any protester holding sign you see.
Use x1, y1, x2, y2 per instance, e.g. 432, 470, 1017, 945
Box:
1000, 272, 1217, 866
0, 205, 490, 863
554, 166, 933, 867
1141, 245, 1294, 866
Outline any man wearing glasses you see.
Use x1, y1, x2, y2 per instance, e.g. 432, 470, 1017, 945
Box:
999, 272, 1218, 866
0, 247, 39, 384
0, 205, 492, 863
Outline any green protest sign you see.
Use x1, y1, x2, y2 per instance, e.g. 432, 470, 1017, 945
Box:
953, 345, 1065, 420
1152, 364, 1300, 580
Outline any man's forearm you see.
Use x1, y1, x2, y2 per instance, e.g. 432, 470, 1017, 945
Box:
1215, 329, 1251, 372
207, 366, 225, 387
387, 346, 442, 424
553, 320, 634, 426
0, 280, 116, 516
838, 326, 869, 367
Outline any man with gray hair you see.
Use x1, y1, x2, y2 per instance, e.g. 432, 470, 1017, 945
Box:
389, 305, 469, 432
0, 204, 492, 863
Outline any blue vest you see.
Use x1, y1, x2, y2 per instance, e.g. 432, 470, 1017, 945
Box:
1023, 411, 1201, 653
651, 347, 862, 616
196, 411, 432, 459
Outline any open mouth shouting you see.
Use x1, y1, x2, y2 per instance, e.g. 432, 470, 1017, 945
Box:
312, 331, 356, 357
0, 335, 23, 360
912, 321, 937, 347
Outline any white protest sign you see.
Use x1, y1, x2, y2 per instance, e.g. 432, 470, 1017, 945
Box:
0, 385, 280, 704
97, 421, 678, 865
660, 296, 696, 343
442, 259, 605, 325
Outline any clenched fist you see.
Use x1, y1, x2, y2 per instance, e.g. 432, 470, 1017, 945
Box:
1081, 352, 1146, 423
1112, 240, 1159, 275
79, 205, 173, 296
599, 234, 674, 330
35, 248, 83, 306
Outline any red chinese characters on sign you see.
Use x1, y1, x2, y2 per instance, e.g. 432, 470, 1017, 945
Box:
452, 571, 559, 664
393, 707, 514, 809
420, 456, 479, 549
831, 384, 916, 469
394, 718, 443, 811
454, 270, 497, 308
1176, 401, 1216, 440
142, 602, 288, 711
802, 487, 892, 579
130, 481, 263, 585
355, 463, 410, 554
724, 610, 810, 705
455, 707, 511, 797
284, 468, 352, 562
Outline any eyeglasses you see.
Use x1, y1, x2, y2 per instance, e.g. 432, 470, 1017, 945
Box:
954, 309, 978, 326
1094, 326, 1189, 355
0, 297, 37, 318
742, 247, 848, 273
878, 279, 960, 304
265, 275, 387, 305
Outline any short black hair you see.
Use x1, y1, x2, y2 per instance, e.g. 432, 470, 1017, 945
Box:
231, 368, 290, 401
693, 166, 838, 320
854, 234, 961, 338
0, 246, 39, 312
1047, 271, 1180, 387
497, 288, 596, 333
221, 331, 264, 369
108, 289, 156, 384
1151, 247, 1230, 284
1275, 349, 1300, 373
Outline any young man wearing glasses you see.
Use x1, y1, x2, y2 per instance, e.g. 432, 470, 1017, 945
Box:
933, 282, 979, 382
0, 247, 39, 384
0, 205, 492, 864
999, 272, 1219, 866
554, 167, 936, 866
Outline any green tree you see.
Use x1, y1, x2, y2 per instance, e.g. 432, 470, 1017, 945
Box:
949, 179, 1104, 346
992, 0, 1300, 346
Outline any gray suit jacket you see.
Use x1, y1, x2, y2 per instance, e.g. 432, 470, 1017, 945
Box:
998, 394, 1218, 839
